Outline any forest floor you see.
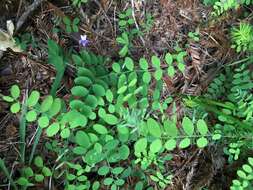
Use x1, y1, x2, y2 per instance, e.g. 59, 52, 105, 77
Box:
0, 0, 252, 190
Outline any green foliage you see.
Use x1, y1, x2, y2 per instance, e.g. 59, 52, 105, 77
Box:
65, 163, 91, 190
224, 142, 243, 162
188, 31, 200, 42
231, 23, 253, 52
205, 73, 226, 99
194, 59, 253, 126
134, 116, 220, 169
16, 156, 52, 188
14, 33, 38, 50
119, 8, 135, 31
117, 32, 130, 57
202, 0, 219, 6
150, 171, 173, 189
4, 7, 253, 187
116, 8, 136, 57
212, 0, 253, 16
140, 13, 154, 33
231, 157, 253, 190
48, 39, 67, 97
98, 166, 126, 189
165, 51, 187, 78
0, 158, 17, 190
63, 16, 80, 33
2, 47, 184, 188
212, 0, 239, 16
71, 0, 88, 7
116, 9, 153, 58
223, 63, 253, 123
186, 56, 253, 172
2, 85, 21, 113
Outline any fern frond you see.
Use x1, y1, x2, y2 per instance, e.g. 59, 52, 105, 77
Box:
205, 73, 226, 99
212, 0, 238, 16
212, 0, 253, 16
228, 63, 253, 102
231, 23, 253, 52
240, 0, 253, 5
230, 157, 253, 190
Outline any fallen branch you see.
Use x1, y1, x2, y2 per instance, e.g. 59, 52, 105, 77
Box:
16, 0, 46, 32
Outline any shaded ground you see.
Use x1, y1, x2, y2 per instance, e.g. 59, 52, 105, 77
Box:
0, 0, 252, 189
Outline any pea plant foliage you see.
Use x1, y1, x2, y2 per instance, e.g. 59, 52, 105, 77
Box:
0, 36, 223, 189
1, 0, 253, 186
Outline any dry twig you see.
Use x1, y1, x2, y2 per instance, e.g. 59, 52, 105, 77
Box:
16, 0, 46, 32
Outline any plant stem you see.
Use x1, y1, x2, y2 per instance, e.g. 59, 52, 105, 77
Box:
50, 70, 65, 98
192, 98, 252, 131
19, 96, 27, 163
29, 127, 43, 165
0, 158, 17, 190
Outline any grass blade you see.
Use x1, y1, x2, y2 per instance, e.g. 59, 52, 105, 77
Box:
29, 127, 42, 165
19, 94, 28, 163
50, 71, 65, 97
0, 158, 17, 190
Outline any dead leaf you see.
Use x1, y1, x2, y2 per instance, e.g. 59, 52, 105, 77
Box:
0, 20, 22, 53
6, 20, 14, 36
5, 124, 17, 137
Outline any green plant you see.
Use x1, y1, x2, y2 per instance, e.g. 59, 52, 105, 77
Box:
212, 0, 253, 16
1, 40, 67, 163
2, 85, 21, 114
3, 86, 64, 136
224, 142, 243, 163
212, 0, 239, 16
48, 39, 67, 97
230, 157, 253, 190
165, 51, 187, 78
188, 31, 200, 42
1, 85, 27, 162
2, 2, 253, 189
2, 47, 180, 189
231, 23, 253, 52
63, 16, 80, 33
117, 8, 149, 57
119, 8, 135, 31
65, 162, 91, 190
116, 32, 130, 57
140, 13, 154, 34
16, 156, 52, 189
0, 158, 17, 190
71, 0, 88, 7
185, 55, 253, 171
134, 117, 221, 169
189, 58, 253, 126
149, 171, 173, 189
7, 19, 253, 189
223, 62, 253, 123
98, 166, 126, 190
204, 72, 226, 99
202, 0, 219, 6
14, 33, 38, 50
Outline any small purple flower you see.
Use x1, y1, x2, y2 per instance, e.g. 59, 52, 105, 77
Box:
79, 35, 89, 47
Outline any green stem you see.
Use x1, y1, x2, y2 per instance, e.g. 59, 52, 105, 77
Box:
198, 97, 235, 109
29, 62, 66, 163
50, 70, 65, 98
192, 98, 252, 131
29, 128, 43, 165
227, 57, 251, 66
19, 101, 27, 163
0, 158, 18, 190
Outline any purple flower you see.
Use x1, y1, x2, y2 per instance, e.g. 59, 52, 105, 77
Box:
79, 35, 89, 47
